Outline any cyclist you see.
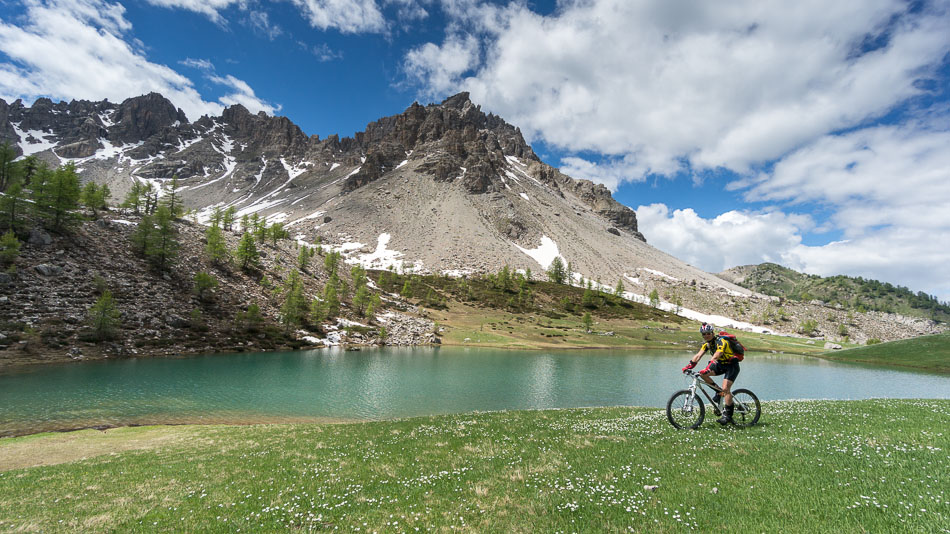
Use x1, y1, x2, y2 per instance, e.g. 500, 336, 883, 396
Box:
682, 322, 740, 425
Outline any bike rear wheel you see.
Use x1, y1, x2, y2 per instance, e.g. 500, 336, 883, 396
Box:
730, 388, 761, 427
667, 389, 705, 429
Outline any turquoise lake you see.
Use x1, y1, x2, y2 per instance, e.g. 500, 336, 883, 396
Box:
1, 346, 948, 436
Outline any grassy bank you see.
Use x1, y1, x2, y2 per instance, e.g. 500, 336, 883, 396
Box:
1, 400, 946, 533
820, 332, 950, 373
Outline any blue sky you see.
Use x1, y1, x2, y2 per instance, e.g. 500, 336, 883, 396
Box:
2, 0, 949, 302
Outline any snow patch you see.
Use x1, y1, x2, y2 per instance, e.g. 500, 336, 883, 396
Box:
514, 236, 562, 270
287, 210, 326, 227
640, 268, 679, 282
12, 123, 57, 157
519, 192, 530, 201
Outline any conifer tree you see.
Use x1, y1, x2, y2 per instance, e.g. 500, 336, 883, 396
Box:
87, 289, 121, 341
280, 270, 307, 328
353, 285, 372, 316
0, 230, 20, 266
324, 250, 340, 276
0, 177, 25, 230
649, 288, 660, 308
205, 222, 230, 265
32, 162, 81, 231
222, 206, 236, 231
582, 312, 593, 333
142, 182, 158, 214
193, 271, 218, 302
121, 180, 144, 213
147, 205, 179, 270
351, 265, 367, 290
323, 278, 340, 317
615, 279, 625, 297
162, 175, 183, 218
209, 206, 224, 228
0, 141, 17, 191
269, 222, 288, 246
81, 182, 110, 218
236, 231, 260, 271
298, 245, 311, 271
547, 256, 567, 284
131, 213, 153, 254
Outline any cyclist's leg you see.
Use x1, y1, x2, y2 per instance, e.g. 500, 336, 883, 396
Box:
720, 363, 740, 406
720, 378, 734, 405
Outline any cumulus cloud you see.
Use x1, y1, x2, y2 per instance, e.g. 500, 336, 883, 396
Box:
635, 204, 812, 273
637, 116, 950, 301
407, 0, 950, 178
0, 0, 222, 119
144, 0, 244, 25
289, 0, 387, 33
0, 0, 276, 121
739, 122, 950, 237
209, 74, 279, 115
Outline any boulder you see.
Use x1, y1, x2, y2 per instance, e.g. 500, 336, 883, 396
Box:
34, 263, 63, 276
823, 342, 843, 350
28, 228, 53, 246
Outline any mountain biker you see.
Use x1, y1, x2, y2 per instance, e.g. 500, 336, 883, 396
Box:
682, 322, 740, 425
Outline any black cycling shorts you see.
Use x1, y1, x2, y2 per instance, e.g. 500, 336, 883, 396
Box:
707, 360, 740, 382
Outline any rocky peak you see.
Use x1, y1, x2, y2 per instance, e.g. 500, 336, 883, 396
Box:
110, 93, 188, 144
220, 104, 308, 156
344, 92, 538, 193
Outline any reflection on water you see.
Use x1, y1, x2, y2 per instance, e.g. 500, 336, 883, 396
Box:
1, 346, 948, 436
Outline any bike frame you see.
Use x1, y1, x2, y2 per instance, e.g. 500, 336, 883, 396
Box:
683, 369, 725, 412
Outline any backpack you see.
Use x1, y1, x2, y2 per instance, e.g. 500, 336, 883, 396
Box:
718, 331, 745, 361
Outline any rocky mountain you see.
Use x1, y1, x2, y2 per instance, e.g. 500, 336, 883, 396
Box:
4, 92, 946, 344
1, 91, 742, 289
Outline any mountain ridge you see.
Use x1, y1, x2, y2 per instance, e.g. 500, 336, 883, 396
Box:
3, 92, 946, 346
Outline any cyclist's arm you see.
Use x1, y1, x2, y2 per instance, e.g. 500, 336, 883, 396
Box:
688, 347, 706, 366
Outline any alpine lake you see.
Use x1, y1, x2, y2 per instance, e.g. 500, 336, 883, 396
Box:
2, 346, 949, 437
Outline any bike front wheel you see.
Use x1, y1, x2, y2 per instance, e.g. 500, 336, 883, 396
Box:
731, 388, 761, 427
667, 389, 705, 429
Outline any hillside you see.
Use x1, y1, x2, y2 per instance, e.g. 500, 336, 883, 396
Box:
719, 263, 950, 323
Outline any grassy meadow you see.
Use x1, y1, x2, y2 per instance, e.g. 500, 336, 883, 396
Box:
1, 399, 947, 533
820, 332, 950, 373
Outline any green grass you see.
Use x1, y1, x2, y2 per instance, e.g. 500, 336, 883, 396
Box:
1, 400, 947, 533
820, 332, 950, 373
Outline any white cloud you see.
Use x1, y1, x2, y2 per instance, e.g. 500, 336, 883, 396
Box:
558, 156, 650, 192
289, 0, 387, 33
739, 121, 950, 237
0, 0, 277, 122
404, 34, 479, 94
637, 116, 950, 302
407, 0, 950, 179
635, 203, 811, 273
209, 74, 279, 115
248, 9, 283, 39
144, 0, 244, 25
0, 0, 222, 120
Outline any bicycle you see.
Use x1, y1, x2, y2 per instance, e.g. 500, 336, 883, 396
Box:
666, 369, 761, 429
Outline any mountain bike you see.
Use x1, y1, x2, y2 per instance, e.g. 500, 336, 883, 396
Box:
666, 369, 761, 429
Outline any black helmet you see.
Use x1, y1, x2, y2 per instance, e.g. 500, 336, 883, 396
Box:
699, 323, 714, 335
